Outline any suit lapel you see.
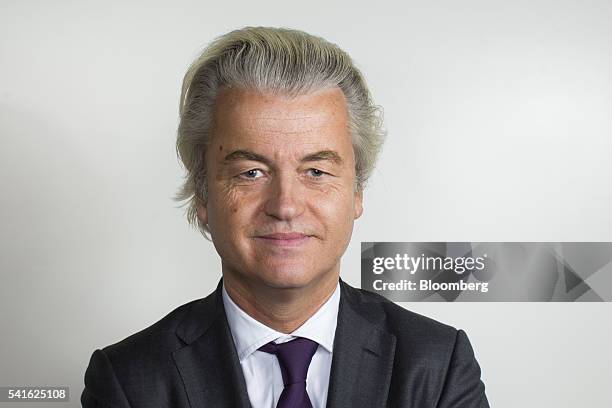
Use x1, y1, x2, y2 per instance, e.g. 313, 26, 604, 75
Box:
170, 278, 396, 407
326, 280, 397, 408
172, 279, 251, 408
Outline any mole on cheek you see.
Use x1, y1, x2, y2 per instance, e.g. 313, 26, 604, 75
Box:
219, 145, 223, 151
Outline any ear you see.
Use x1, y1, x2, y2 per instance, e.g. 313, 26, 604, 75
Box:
196, 199, 209, 225
353, 189, 363, 220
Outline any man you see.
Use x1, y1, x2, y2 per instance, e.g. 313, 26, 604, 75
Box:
82, 26, 489, 407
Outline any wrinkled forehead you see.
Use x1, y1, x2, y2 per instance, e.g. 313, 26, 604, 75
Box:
210, 86, 352, 149
214, 85, 348, 117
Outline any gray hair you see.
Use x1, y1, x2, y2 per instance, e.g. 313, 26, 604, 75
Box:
175, 26, 386, 238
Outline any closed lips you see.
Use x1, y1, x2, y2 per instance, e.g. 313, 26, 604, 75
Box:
258, 233, 309, 240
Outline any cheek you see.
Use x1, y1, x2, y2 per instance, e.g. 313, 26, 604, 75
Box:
208, 186, 239, 228
209, 184, 260, 231
315, 188, 356, 229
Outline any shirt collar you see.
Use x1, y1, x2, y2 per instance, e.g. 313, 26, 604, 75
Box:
222, 280, 341, 361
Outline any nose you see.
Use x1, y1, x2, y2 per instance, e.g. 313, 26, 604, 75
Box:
263, 172, 306, 221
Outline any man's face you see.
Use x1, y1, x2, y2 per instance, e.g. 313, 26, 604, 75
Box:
197, 86, 363, 291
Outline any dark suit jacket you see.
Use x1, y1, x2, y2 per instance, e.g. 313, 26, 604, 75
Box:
82, 278, 490, 407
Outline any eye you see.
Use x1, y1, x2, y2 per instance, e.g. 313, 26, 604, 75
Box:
307, 168, 327, 178
239, 169, 264, 179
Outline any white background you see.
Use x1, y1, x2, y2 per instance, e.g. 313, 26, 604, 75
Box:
1, 1, 611, 406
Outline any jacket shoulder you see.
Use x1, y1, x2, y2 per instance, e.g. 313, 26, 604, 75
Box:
82, 296, 215, 407
341, 282, 459, 350
100, 295, 208, 363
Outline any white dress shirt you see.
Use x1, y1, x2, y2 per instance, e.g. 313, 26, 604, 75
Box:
222, 281, 341, 408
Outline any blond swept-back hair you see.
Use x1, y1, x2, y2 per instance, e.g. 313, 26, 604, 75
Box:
175, 26, 386, 238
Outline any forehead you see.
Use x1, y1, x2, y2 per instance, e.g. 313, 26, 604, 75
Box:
210, 86, 351, 151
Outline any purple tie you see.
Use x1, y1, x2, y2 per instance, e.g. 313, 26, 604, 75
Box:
258, 337, 319, 408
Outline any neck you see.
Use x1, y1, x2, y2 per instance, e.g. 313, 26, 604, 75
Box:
222, 268, 339, 333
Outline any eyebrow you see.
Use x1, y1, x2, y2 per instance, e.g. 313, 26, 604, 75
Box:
223, 149, 344, 166
223, 150, 272, 166
301, 150, 343, 165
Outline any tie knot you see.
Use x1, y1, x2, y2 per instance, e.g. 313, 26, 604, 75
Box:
258, 337, 319, 386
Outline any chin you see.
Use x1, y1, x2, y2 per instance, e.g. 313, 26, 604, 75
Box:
256, 266, 319, 290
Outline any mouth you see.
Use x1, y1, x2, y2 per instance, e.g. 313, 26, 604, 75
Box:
254, 232, 312, 247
